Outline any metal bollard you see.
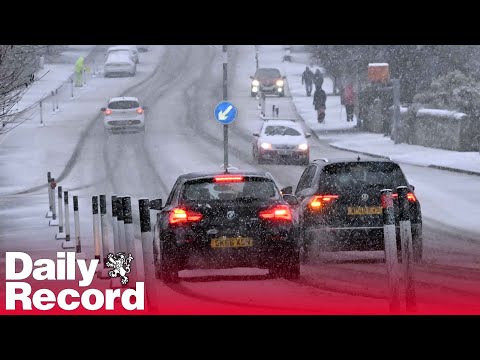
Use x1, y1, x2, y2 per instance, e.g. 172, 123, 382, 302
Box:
39, 100, 44, 126
51, 91, 55, 113
122, 196, 136, 282
397, 185, 417, 312
116, 197, 126, 253
92, 196, 101, 262
70, 77, 74, 98
55, 186, 66, 239
276, 107, 279, 117
272, 105, 276, 117
55, 89, 59, 111
83, 68, 86, 86
381, 188, 401, 313
139, 198, 156, 308
62, 191, 75, 249
48, 178, 58, 225
111, 195, 119, 254
46, 172, 53, 218
73, 196, 82, 253
261, 92, 266, 118
100, 195, 109, 267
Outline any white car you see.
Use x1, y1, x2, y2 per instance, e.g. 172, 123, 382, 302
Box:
106, 45, 139, 64
252, 119, 311, 165
104, 52, 136, 77
101, 97, 146, 134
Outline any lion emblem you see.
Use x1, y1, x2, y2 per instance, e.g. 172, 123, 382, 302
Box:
105, 252, 134, 285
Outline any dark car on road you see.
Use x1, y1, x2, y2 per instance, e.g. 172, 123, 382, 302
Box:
250, 67, 285, 97
281, 158, 423, 262
152, 170, 301, 283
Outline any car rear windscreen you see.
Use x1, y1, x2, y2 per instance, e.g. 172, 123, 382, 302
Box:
320, 162, 409, 192
108, 101, 139, 109
256, 69, 281, 79
182, 177, 281, 201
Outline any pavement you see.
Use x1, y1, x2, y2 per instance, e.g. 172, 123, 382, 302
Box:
279, 46, 480, 176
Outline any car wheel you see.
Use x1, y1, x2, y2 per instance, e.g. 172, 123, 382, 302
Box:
279, 92, 285, 97
251, 91, 256, 97
155, 241, 179, 283
300, 157, 309, 166
300, 229, 313, 264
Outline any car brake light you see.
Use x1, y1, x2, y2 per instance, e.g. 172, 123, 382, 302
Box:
308, 194, 339, 210
214, 175, 244, 182
105, 109, 112, 115
136, 108, 144, 114
168, 208, 203, 224
259, 205, 292, 221
392, 192, 417, 202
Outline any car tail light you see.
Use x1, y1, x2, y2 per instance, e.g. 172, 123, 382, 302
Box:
308, 194, 339, 210
392, 192, 417, 202
259, 205, 292, 221
136, 108, 144, 114
104, 109, 112, 115
168, 208, 203, 224
214, 175, 244, 182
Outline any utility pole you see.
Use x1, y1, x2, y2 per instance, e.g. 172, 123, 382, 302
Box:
223, 45, 229, 171
392, 79, 401, 144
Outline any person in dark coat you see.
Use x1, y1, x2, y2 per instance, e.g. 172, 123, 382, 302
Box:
341, 83, 356, 122
313, 69, 324, 90
313, 86, 327, 123
301, 66, 314, 96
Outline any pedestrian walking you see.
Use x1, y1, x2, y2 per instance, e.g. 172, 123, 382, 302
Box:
313, 85, 327, 123
341, 83, 356, 122
301, 66, 314, 96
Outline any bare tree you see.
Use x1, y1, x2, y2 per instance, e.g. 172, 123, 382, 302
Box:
0, 45, 51, 127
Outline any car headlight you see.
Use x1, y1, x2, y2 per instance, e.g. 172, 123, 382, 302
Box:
252, 79, 260, 86
260, 142, 272, 150
298, 143, 308, 151
276, 79, 284, 87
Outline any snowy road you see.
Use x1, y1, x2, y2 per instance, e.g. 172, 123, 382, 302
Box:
1, 45, 479, 314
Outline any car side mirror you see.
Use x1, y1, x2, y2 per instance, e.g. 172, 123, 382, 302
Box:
142, 105, 148, 110
100, 107, 106, 112
149, 198, 163, 210
250, 75, 254, 79
253, 132, 260, 137
305, 132, 312, 138
282, 76, 286, 79
283, 194, 299, 206
410, 185, 415, 191
281, 186, 293, 195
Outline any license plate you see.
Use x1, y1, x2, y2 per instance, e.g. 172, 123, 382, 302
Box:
278, 150, 290, 155
211, 237, 253, 248
347, 206, 382, 215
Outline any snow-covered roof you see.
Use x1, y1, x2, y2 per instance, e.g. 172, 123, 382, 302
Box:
417, 108, 467, 120
368, 63, 389, 67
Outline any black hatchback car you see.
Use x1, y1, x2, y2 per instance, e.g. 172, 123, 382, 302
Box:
281, 158, 422, 262
152, 170, 300, 283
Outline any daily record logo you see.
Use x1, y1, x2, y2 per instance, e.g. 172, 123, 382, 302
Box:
4, 252, 144, 311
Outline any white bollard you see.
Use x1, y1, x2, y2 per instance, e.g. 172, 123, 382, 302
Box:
92, 196, 101, 262
397, 185, 417, 312
62, 191, 75, 249
55, 186, 66, 239
100, 195, 110, 267
46, 172, 53, 218
116, 197, 126, 253
111, 195, 119, 253
122, 196, 136, 283
381, 188, 401, 313
49, 178, 58, 226
73, 196, 82, 253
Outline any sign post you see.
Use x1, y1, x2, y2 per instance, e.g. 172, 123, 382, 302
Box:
214, 100, 238, 172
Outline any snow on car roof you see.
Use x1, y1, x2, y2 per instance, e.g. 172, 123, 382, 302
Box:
109, 96, 139, 102
262, 119, 302, 129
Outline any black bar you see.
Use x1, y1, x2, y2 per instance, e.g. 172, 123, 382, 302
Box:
73, 196, 78, 211
122, 197, 132, 224
112, 195, 118, 217
139, 198, 151, 233
92, 196, 98, 215
381, 189, 395, 225
116, 197, 124, 221
397, 186, 410, 221
47, 171, 51, 182
100, 194, 106, 215
64, 191, 68, 205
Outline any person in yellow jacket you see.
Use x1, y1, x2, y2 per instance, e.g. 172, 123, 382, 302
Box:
74, 56, 90, 87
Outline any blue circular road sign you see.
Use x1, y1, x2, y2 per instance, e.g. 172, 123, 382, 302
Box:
214, 101, 238, 125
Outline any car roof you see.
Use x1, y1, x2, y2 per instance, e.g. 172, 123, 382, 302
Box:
256, 67, 281, 72
178, 170, 274, 182
313, 157, 398, 166
109, 96, 139, 103
262, 120, 303, 129
107, 46, 134, 51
